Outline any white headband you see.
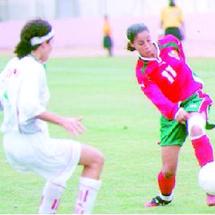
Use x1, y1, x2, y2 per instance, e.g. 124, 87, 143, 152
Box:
30, 29, 54, 46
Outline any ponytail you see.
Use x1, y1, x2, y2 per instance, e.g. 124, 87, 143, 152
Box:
127, 42, 135, 51
14, 39, 39, 59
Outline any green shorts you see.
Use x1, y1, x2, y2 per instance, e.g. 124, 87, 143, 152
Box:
160, 91, 212, 147
103, 36, 112, 49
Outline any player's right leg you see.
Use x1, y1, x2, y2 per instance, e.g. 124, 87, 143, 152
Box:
144, 145, 180, 207
38, 137, 82, 214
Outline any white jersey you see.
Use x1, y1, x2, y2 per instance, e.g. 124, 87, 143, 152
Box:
1, 56, 81, 185
0, 55, 49, 134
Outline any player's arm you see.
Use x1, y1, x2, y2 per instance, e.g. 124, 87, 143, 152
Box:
37, 111, 85, 136
141, 81, 189, 122
18, 68, 84, 136
179, 8, 185, 40
160, 8, 165, 30
180, 21, 185, 40
140, 80, 179, 120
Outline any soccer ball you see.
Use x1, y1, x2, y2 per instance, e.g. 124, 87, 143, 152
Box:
198, 162, 215, 195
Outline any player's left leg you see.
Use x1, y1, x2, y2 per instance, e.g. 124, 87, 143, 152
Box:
145, 116, 186, 208
74, 144, 104, 214
188, 112, 215, 206
188, 112, 214, 167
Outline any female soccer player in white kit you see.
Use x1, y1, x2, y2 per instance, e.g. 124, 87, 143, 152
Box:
0, 19, 104, 214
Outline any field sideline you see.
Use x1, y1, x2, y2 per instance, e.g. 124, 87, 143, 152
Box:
0, 56, 215, 213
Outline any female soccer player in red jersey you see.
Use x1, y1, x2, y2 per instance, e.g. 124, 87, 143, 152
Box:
126, 23, 215, 207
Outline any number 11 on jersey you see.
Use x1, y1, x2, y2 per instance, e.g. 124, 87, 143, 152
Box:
161, 65, 177, 84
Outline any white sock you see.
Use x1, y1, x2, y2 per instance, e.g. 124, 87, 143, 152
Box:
74, 177, 101, 214
38, 181, 65, 214
159, 192, 174, 201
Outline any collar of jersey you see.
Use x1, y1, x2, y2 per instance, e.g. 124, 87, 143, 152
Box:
138, 42, 162, 63
29, 54, 44, 64
29, 54, 47, 69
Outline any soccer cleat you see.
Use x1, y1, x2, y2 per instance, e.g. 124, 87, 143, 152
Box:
206, 194, 215, 206
144, 195, 172, 208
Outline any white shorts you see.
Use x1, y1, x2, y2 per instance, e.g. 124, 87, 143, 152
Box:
3, 131, 81, 187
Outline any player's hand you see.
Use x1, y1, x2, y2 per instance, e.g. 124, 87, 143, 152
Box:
61, 117, 85, 136
175, 108, 189, 124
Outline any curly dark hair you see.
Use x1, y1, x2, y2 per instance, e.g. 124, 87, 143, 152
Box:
14, 18, 52, 58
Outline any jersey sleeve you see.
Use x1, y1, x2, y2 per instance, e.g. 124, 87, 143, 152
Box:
160, 35, 185, 60
0, 58, 19, 111
140, 80, 179, 120
18, 65, 46, 123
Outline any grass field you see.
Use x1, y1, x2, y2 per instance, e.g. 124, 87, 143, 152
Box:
0, 55, 215, 214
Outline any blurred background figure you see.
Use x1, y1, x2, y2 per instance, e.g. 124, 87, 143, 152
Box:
160, 0, 185, 41
0, 0, 215, 58
102, 15, 113, 57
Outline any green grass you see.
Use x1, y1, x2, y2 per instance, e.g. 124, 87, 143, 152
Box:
0, 55, 215, 213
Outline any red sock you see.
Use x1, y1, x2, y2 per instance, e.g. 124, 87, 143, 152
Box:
192, 135, 214, 167
158, 171, 175, 196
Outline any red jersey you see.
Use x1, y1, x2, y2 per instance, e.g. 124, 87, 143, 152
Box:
135, 35, 203, 119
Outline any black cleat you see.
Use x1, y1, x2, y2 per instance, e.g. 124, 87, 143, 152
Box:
144, 195, 172, 208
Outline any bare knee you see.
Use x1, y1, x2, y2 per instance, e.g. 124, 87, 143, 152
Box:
161, 145, 179, 178
90, 150, 105, 169
79, 145, 105, 170
79, 145, 104, 179
188, 113, 206, 139
162, 165, 176, 178
190, 125, 204, 138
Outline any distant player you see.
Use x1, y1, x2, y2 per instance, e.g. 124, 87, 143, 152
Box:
0, 19, 104, 214
126, 23, 215, 207
160, 0, 185, 40
103, 15, 113, 56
